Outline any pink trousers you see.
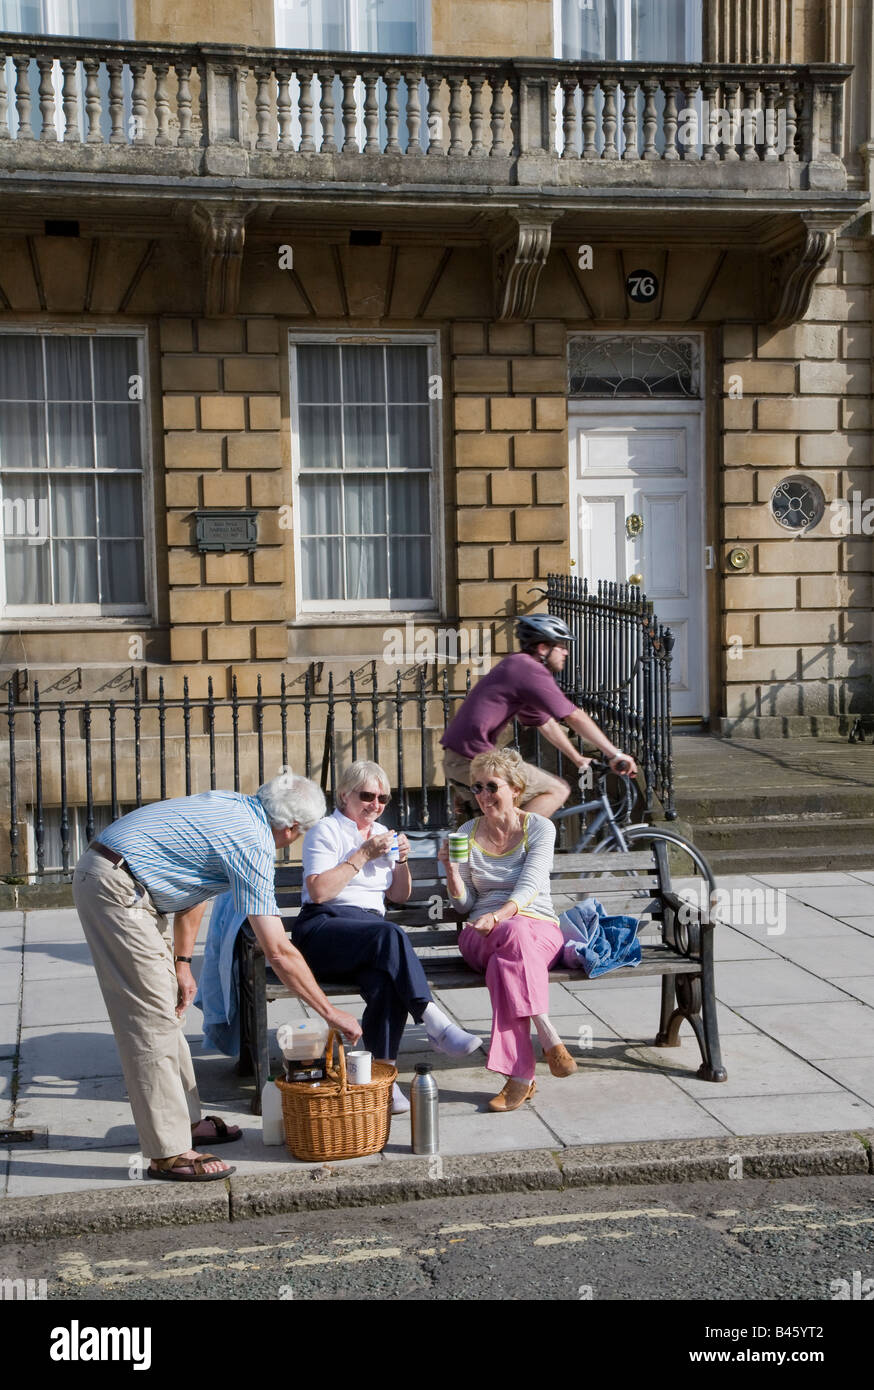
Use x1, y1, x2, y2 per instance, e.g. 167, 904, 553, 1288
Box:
459, 916, 564, 1080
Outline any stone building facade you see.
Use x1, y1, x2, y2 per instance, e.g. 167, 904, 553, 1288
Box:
0, 0, 871, 872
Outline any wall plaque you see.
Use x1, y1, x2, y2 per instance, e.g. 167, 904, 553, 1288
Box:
195, 509, 259, 553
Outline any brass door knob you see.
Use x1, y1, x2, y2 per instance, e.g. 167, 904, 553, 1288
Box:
628, 573, 643, 586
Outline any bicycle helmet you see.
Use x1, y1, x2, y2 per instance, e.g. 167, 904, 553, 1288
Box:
515, 614, 575, 650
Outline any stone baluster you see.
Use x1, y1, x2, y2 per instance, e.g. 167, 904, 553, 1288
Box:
60, 57, 81, 141
404, 68, 422, 154
37, 56, 58, 141
662, 78, 680, 160
741, 80, 759, 160
13, 56, 34, 140
83, 57, 102, 142
722, 79, 740, 160
680, 77, 700, 159
297, 68, 315, 151
276, 67, 293, 149
318, 67, 337, 152
383, 70, 400, 153
425, 72, 444, 154
254, 66, 273, 150
363, 70, 380, 152
701, 79, 718, 161
175, 62, 194, 146
237, 64, 250, 148
468, 73, 485, 157
489, 72, 507, 157
601, 80, 618, 159
641, 77, 659, 159
153, 63, 171, 146
340, 68, 358, 152
0, 53, 9, 140
782, 81, 798, 162
621, 77, 639, 159
763, 81, 779, 161
581, 77, 598, 159
107, 57, 125, 143
448, 74, 464, 156
561, 77, 578, 158
129, 59, 148, 143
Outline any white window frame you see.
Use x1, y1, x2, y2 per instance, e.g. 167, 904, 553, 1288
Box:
553, 0, 701, 62
0, 0, 134, 38
274, 0, 430, 55
289, 330, 444, 621
0, 324, 157, 626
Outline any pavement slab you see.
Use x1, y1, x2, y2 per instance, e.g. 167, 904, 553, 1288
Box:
21, 939, 97, 983
0, 967, 22, 1006
0, 1004, 19, 1056
14, 1076, 141, 1152
528, 1067, 731, 1145
694, 1090, 874, 1136
23, 914, 87, 944
839, 916, 874, 937
737, 1001, 874, 1060
828, 976, 874, 1008
0, 1060, 12, 1124
21, 975, 109, 1029
711, 958, 850, 1007
808, 1056, 874, 1106
629, 1032, 844, 1100
766, 936, 874, 979
17, 1023, 125, 1084
788, 886, 874, 917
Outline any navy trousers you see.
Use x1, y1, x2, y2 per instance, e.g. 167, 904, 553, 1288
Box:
291, 903, 432, 1060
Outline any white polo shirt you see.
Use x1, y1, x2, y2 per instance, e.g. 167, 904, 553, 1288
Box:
301, 808, 395, 912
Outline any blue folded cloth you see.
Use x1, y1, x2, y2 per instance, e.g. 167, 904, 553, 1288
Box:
559, 897, 642, 977
194, 891, 246, 1055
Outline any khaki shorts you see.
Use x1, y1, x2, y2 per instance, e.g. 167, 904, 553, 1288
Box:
442, 746, 564, 805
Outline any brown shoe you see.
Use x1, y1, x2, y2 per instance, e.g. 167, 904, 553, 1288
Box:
544, 1043, 577, 1078
489, 1079, 536, 1112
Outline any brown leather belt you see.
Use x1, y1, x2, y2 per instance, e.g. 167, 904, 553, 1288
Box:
90, 841, 128, 869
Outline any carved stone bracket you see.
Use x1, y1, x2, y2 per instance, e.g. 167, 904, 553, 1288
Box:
492, 210, 558, 322
767, 216, 837, 328
190, 201, 256, 316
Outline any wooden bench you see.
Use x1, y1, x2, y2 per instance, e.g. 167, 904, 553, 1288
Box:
235, 836, 727, 1111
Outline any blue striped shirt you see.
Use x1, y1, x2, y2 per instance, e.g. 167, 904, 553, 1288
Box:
98, 791, 279, 917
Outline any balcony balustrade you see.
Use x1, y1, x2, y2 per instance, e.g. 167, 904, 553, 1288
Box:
0, 36, 852, 191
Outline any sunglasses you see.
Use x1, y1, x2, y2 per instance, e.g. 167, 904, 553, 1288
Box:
356, 790, 391, 804
471, 781, 505, 796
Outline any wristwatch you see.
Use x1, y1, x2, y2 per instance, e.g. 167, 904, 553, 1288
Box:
174, 955, 193, 964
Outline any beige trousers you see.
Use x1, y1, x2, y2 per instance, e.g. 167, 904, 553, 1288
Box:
72, 846, 201, 1160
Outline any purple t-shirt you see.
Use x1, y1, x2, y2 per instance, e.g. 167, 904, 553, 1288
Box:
441, 652, 576, 759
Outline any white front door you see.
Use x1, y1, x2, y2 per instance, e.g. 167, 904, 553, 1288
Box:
568, 402, 707, 718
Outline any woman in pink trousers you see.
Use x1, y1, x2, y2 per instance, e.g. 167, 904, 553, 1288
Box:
438, 749, 577, 1112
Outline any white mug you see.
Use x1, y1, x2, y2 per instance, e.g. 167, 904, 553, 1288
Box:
346, 1050, 372, 1085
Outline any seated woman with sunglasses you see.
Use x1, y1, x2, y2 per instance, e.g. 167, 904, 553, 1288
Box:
438, 749, 577, 1113
297, 760, 482, 1114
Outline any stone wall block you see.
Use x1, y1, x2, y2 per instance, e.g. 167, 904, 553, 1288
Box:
455, 434, 511, 470
515, 507, 567, 542
757, 399, 839, 432
200, 396, 246, 431
724, 575, 797, 609
169, 589, 225, 624
453, 358, 509, 393
230, 589, 286, 622
207, 628, 253, 661
227, 434, 282, 469
457, 510, 512, 543
202, 473, 247, 507
164, 434, 224, 470
454, 397, 487, 431
164, 356, 220, 392
757, 542, 840, 573
490, 397, 532, 431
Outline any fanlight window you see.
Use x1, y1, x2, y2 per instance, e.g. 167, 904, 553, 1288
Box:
568, 335, 701, 399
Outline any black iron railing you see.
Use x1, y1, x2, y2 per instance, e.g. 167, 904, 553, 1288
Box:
545, 572, 676, 818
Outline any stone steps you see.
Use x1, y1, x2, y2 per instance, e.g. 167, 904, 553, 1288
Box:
692, 816, 874, 852
702, 842, 874, 876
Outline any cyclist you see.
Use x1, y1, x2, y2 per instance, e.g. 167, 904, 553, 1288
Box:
441, 613, 637, 819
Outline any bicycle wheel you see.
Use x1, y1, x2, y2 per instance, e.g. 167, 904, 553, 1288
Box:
591, 823, 716, 919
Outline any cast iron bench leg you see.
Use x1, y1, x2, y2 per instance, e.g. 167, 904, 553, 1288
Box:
251, 944, 269, 1114
236, 930, 255, 1077
697, 928, 727, 1082
655, 974, 680, 1046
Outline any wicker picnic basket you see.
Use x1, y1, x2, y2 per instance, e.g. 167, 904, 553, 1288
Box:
274, 1030, 397, 1162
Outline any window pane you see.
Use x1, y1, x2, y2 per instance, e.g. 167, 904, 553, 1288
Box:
299, 405, 342, 468
297, 345, 340, 403
345, 537, 387, 600
1, 472, 48, 543
390, 537, 431, 599
95, 403, 141, 469
561, 0, 616, 58
53, 539, 99, 604
301, 537, 343, 600
344, 475, 385, 534
388, 404, 429, 468
386, 346, 429, 402
98, 475, 143, 536
275, 0, 346, 49
47, 403, 94, 468
100, 539, 145, 604
92, 336, 140, 401
52, 475, 96, 536
343, 406, 387, 470
0, 335, 43, 399
45, 337, 92, 401
388, 474, 429, 534
360, 0, 420, 54
0, 403, 46, 468
4, 538, 50, 604
632, 0, 700, 60
299, 475, 342, 534
342, 346, 385, 403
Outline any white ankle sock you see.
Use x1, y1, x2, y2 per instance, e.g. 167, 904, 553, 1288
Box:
422, 1002, 451, 1038
532, 1014, 561, 1049
511, 1075, 533, 1084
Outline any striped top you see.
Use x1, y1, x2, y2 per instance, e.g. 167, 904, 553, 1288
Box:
448, 812, 558, 925
97, 791, 280, 917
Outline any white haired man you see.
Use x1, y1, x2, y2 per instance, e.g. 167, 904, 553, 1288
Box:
72, 768, 362, 1182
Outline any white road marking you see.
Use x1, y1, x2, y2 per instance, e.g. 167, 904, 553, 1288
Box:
439, 1207, 693, 1235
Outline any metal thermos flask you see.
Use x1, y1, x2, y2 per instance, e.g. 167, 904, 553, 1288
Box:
410, 1063, 439, 1154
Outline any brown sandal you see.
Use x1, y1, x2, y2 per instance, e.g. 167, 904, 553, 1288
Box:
192, 1115, 242, 1145
147, 1152, 235, 1182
